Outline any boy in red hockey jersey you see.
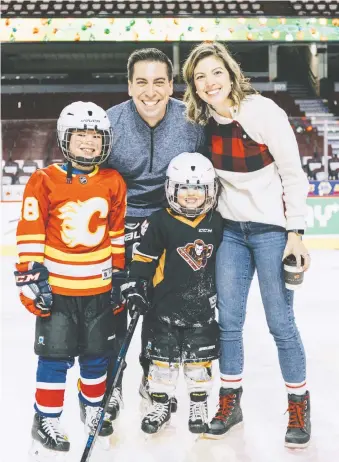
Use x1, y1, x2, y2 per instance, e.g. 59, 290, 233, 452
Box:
14, 102, 126, 458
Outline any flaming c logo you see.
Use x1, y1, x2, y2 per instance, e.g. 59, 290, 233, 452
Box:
58, 197, 108, 247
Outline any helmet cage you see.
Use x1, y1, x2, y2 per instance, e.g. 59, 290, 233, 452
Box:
57, 126, 113, 167
166, 179, 218, 218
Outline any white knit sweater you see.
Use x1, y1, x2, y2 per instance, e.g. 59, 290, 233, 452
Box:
211, 94, 309, 230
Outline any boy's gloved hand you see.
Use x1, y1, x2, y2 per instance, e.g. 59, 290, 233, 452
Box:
121, 278, 150, 316
14, 262, 53, 317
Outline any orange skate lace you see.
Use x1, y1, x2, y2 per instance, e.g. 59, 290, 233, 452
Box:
214, 393, 236, 421
287, 400, 306, 428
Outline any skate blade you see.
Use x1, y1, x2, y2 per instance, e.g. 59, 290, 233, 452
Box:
187, 425, 209, 442
29, 441, 69, 462
200, 421, 244, 440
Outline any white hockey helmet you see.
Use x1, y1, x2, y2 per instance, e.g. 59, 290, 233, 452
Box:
57, 101, 113, 167
165, 152, 218, 217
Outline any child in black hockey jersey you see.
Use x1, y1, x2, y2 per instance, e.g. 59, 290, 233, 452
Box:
122, 152, 223, 434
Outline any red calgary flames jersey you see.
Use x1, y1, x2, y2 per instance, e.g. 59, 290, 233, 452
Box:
16, 164, 126, 296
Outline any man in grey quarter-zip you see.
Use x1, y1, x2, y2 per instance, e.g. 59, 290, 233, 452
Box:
105, 48, 205, 422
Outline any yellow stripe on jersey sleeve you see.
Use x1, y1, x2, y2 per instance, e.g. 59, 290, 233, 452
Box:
111, 247, 125, 255
16, 234, 46, 242
45, 245, 111, 262
19, 255, 45, 263
109, 229, 124, 237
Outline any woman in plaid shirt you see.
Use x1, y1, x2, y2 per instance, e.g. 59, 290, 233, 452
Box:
183, 42, 311, 448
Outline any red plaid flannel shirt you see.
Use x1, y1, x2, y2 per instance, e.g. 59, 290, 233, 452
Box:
207, 118, 274, 173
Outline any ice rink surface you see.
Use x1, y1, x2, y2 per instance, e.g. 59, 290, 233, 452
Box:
1, 250, 339, 462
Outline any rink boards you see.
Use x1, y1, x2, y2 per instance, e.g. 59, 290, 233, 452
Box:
1, 198, 339, 255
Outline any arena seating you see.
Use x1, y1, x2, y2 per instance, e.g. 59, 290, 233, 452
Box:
329, 156, 339, 180
1, 93, 129, 120
261, 91, 305, 117
2, 91, 304, 120
1, 91, 337, 183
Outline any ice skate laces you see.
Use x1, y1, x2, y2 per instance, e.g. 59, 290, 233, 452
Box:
41, 417, 65, 442
190, 401, 207, 423
215, 393, 236, 421
146, 401, 169, 423
287, 400, 307, 429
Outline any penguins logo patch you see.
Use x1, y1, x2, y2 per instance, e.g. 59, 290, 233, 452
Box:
177, 239, 213, 271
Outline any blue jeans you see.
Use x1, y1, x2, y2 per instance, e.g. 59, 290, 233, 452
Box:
216, 220, 306, 384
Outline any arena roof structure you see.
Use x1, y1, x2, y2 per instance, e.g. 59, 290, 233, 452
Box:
1, 0, 339, 18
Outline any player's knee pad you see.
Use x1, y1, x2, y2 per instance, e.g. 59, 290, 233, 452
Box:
183, 361, 213, 394
148, 361, 179, 397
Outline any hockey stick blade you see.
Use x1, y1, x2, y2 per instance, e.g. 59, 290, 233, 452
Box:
80, 308, 140, 462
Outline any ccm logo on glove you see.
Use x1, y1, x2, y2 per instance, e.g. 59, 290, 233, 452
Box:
15, 272, 42, 284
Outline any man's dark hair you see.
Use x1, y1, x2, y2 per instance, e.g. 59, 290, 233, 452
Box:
127, 48, 173, 82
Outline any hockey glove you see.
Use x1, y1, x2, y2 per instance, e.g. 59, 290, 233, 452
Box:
111, 270, 128, 315
14, 262, 53, 317
121, 278, 150, 316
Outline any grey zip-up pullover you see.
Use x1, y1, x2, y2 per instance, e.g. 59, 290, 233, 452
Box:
106, 98, 205, 218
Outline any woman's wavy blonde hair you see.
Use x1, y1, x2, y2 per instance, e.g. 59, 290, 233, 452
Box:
183, 42, 257, 125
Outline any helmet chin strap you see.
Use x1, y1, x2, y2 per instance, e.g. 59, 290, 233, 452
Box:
65, 155, 99, 184
181, 206, 203, 218
66, 161, 73, 184
72, 155, 102, 166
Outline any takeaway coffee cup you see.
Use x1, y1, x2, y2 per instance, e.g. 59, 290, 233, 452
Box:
283, 254, 304, 290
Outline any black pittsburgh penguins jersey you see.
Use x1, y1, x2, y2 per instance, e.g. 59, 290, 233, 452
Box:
129, 208, 223, 327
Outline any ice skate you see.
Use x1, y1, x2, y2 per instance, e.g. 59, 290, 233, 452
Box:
29, 413, 69, 461
285, 391, 311, 448
141, 392, 171, 434
106, 386, 123, 421
188, 392, 209, 434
